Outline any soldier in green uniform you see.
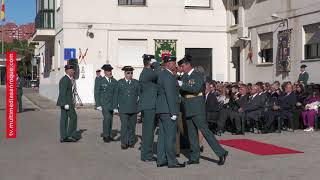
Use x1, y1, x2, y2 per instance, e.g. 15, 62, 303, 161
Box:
178, 55, 228, 166
139, 54, 160, 161
56, 65, 80, 143
156, 56, 185, 168
94, 69, 102, 109
298, 64, 309, 86
95, 64, 118, 143
17, 72, 23, 113
115, 66, 140, 149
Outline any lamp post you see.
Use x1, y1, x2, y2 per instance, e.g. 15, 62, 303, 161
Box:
271, 13, 289, 30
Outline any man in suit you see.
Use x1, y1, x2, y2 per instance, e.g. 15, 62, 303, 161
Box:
265, 83, 297, 132
95, 64, 118, 143
56, 65, 80, 143
230, 84, 249, 134
17, 72, 23, 113
205, 81, 220, 129
298, 64, 309, 86
139, 54, 160, 161
115, 66, 140, 150
203, 81, 220, 151
178, 55, 228, 166
156, 56, 185, 168
94, 69, 102, 109
239, 85, 261, 133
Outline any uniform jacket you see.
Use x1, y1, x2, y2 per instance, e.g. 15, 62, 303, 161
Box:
95, 76, 118, 111
138, 62, 161, 111
180, 70, 206, 117
156, 69, 180, 115
298, 72, 309, 86
115, 78, 140, 114
56, 75, 74, 107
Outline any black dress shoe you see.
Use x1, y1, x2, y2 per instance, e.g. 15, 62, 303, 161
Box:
185, 160, 199, 165
71, 136, 81, 142
156, 163, 168, 167
142, 157, 157, 162
218, 151, 228, 166
200, 146, 204, 152
168, 163, 186, 168
108, 137, 115, 141
121, 144, 128, 150
176, 154, 180, 157
60, 137, 76, 143
103, 137, 110, 143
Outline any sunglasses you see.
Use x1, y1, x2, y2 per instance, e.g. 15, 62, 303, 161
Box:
126, 72, 133, 74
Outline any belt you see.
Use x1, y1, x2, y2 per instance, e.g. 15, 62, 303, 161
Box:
184, 92, 203, 99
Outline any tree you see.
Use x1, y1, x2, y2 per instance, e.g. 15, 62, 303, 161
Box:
4, 40, 36, 77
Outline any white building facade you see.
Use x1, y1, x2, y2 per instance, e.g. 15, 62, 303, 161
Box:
32, 0, 320, 104
227, 0, 320, 84
33, 0, 230, 103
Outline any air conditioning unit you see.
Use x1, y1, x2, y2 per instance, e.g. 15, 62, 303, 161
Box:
237, 26, 249, 38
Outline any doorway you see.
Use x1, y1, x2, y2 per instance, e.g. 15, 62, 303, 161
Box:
185, 48, 212, 80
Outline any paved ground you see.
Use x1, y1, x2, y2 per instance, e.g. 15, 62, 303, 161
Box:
0, 86, 320, 180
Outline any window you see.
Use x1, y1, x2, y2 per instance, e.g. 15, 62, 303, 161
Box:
232, 10, 239, 25
185, 0, 211, 8
118, 0, 146, 5
304, 23, 320, 59
305, 43, 320, 59
259, 32, 273, 63
118, 39, 147, 67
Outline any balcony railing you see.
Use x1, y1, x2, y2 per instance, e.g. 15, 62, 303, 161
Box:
35, 10, 55, 29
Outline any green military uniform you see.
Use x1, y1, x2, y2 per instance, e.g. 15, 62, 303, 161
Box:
156, 67, 181, 166
56, 74, 78, 140
138, 56, 161, 160
116, 77, 140, 148
17, 75, 23, 113
298, 71, 309, 86
180, 69, 227, 163
95, 75, 118, 140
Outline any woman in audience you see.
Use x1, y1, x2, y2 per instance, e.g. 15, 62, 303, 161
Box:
294, 83, 307, 129
302, 89, 320, 132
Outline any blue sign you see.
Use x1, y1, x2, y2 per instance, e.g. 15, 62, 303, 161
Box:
64, 48, 76, 60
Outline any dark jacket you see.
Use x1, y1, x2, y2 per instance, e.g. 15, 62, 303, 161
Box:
206, 92, 220, 112
244, 94, 261, 113
279, 92, 297, 113
205, 92, 220, 122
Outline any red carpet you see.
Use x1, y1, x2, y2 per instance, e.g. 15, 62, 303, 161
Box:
219, 139, 304, 155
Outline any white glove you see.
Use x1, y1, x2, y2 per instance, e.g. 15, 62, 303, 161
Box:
296, 102, 302, 107
178, 80, 183, 87
64, 104, 69, 110
96, 106, 102, 111
113, 109, 119, 113
151, 59, 157, 63
171, 115, 177, 121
